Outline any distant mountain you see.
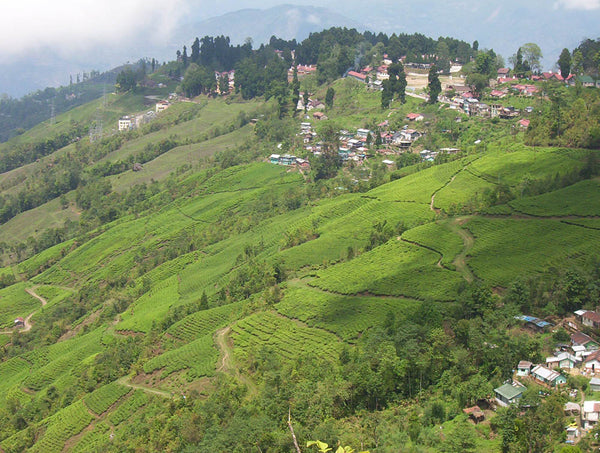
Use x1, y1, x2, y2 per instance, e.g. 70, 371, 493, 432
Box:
174, 4, 363, 47
324, 0, 600, 68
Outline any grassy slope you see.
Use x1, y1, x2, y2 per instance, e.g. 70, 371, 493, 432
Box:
1, 82, 600, 451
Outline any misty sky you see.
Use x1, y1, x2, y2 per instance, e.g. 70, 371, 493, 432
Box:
0, 0, 598, 60
0, 0, 599, 96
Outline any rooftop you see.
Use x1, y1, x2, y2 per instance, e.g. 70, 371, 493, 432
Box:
495, 383, 525, 400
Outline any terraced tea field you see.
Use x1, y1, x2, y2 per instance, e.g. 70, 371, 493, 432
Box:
465, 217, 600, 286
276, 284, 422, 341
312, 239, 463, 301
231, 311, 342, 360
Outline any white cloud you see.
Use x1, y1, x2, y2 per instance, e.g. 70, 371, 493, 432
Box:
0, 0, 188, 60
555, 0, 600, 10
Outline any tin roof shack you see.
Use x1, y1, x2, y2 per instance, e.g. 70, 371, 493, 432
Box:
14, 317, 24, 328
531, 365, 567, 387
494, 383, 525, 407
591, 377, 600, 392
514, 315, 553, 333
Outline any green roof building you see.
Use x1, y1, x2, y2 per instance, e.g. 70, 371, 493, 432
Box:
494, 383, 525, 407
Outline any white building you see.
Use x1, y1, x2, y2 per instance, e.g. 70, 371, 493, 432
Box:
156, 101, 170, 113
118, 116, 134, 131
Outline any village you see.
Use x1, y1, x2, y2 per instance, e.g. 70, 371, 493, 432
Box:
468, 308, 600, 446
268, 52, 599, 171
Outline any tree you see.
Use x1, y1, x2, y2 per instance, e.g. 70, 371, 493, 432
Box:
115, 70, 137, 93
181, 63, 215, 97
428, 65, 441, 104
572, 50, 584, 75
558, 48, 571, 79
472, 40, 479, 52
521, 43, 543, 73
218, 74, 229, 95
325, 87, 335, 109
381, 62, 406, 108
466, 72, 489, 98
291, 67, 300, 114
436, 41, 451, 74
182, 45, 189, 68
303, 91, 310, 113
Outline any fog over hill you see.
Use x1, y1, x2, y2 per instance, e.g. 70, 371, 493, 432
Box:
1, 0, 599, 97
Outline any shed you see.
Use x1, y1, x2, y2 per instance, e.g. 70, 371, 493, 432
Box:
591, 377, 600, 392
14, 317, 25, 328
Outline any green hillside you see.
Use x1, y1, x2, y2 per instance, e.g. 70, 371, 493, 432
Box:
0, 52, 599, 452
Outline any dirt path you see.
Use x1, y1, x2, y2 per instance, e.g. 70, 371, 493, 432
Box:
0, 287, 48, 335
215, 327, 258, 396
447, 218, 476, 283
117, 375, 171, 398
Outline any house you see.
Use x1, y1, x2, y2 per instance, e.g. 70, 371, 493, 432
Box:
585, 350, 600, 372
583, 401, 600, 429
531, 364, 567, 387
518, 119, 530, 129
575, 309, 589, 322
497, 68, 510, 78
590, 377, 600, 392
14, 317, 24, 328
132, 163, 143, 172
546, 352, 580, 370
517, 360, 533, 376
564, 402, 581, 416
572, 332, 599, 351
463, 406, 485, 423
400, 129, 422, 142
382, 159, 395, 168
118, 116, 134, 131
347, 71, 367, 82
582, 311, 600, 329
155, 101, 170, 113
279, 154, 297, 166
356, 128, 371, 139
296, 158, 310, 170
494, 383, 525, 407
572, 345, 587, 358
376, 65, 389, 80
269, 154, 281, 165
406, 113, 424, 121
490, 90, 507, 98
313, 112, 328, 121
542, 72, 564, 82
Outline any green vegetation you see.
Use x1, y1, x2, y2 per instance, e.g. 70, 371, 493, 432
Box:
0, 28, 599, 453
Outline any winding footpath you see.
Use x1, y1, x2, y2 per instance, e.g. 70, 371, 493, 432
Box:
116, 375, 171, 398
215, 327, 258, 397
0, 286, 47, 335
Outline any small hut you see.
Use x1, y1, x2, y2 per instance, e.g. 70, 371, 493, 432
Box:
463, 406, 485, 423
14, 317, 25, 328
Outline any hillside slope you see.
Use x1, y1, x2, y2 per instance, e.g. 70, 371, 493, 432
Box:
0, 82, 599, 451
